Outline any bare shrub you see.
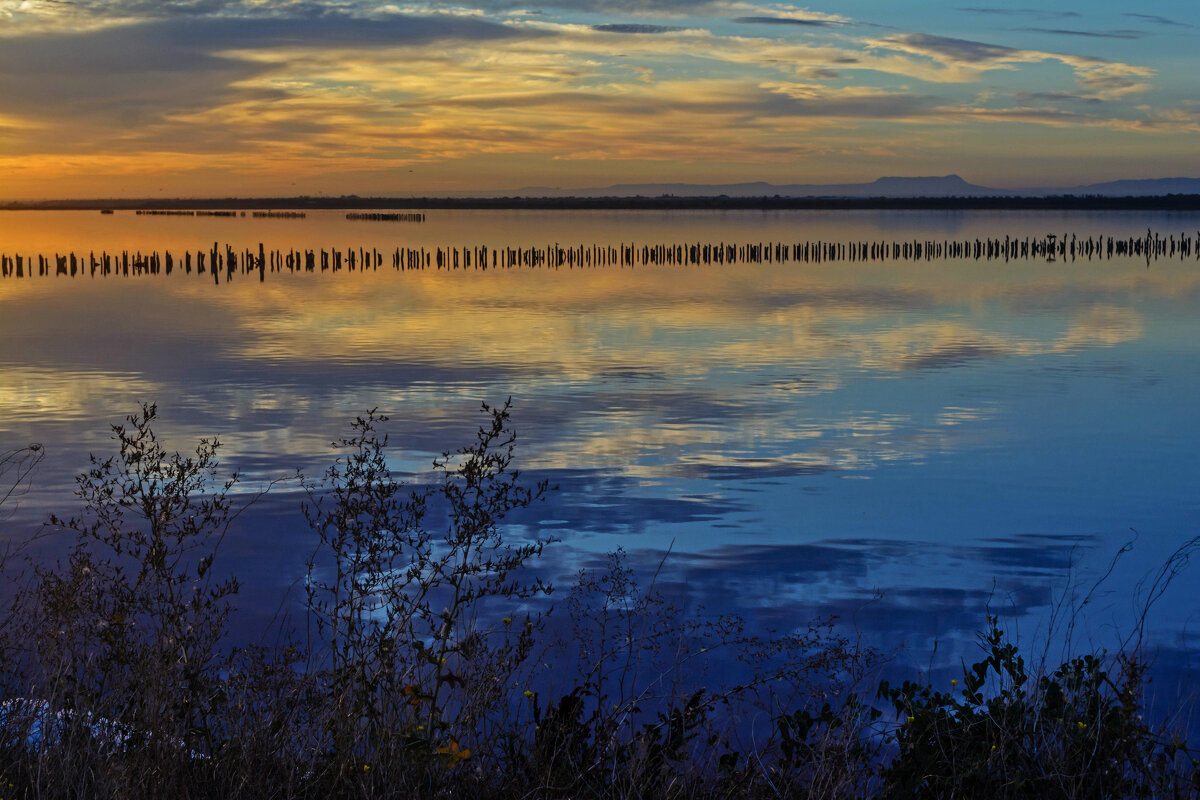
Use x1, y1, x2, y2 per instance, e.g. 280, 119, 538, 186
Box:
300, 399, 554, 789
0, 405, 239, 797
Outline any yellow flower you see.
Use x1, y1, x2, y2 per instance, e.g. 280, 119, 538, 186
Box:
950, 679, 958, 686
1078, 721, 1087, 730
523, 690, 534, 699
362, 764, 370, 772
502, 618, 513, 625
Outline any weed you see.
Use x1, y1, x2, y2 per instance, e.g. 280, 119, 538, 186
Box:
880, 616, 1196, 799
300, 398, 554, 787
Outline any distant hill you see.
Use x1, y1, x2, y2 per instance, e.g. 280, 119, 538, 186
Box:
504, 175, 1200, 199
508, 175, 1002, 198
1041, 178, 1200, 197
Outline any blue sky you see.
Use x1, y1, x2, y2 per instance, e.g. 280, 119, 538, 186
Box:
0, 0, 1197, 197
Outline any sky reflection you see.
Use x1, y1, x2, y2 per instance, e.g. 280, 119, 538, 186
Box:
1, 209, 1198, 691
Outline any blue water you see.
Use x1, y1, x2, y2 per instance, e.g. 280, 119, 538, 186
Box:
1, 208, 1198, 701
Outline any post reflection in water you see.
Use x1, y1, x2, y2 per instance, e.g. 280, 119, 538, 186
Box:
1, 209, 1198, 688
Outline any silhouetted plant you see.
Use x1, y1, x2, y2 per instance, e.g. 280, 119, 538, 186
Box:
512, 548, 884, 799
879, 615, 1196, 799
301, 399, 553, 782
0, 443, 43, 670
33, 405, 239, 746
0, 405, 246, 797
0, 444, 42, 520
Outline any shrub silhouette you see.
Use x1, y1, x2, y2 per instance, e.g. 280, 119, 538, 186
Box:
300, 399, 553, 784
0, 405, 239, 796
880, 616, 1196, 799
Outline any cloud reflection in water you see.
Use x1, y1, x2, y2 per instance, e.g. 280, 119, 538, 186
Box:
0, 210, 1197, 691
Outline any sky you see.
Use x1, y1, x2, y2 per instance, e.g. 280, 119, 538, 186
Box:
0, 0, 1198, 198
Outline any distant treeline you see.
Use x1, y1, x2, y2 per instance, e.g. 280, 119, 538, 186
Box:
8, 194, 1200, 211
135, 210, 239, 217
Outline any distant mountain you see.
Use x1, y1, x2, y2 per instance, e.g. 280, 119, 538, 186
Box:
507, 175, 1005, 198
1040, 178, 1200, 197
501, 175, 1200, 199
828, 175, 1010, 197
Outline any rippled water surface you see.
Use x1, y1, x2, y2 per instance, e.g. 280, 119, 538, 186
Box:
2, 208, 1199, 686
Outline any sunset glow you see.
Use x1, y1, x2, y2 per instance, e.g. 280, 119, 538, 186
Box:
2, 0, 1197, 198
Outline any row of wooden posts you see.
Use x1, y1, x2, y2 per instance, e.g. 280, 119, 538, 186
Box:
345, 212, 426, 222
1, 231, 1196, 281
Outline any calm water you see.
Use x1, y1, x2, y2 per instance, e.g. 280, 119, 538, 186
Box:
2, 208, 1199, 694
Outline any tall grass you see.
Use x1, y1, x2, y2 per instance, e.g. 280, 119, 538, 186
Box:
0, 404, 1195, 799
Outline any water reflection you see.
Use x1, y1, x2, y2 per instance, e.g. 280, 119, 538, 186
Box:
1, 209, 1198, 690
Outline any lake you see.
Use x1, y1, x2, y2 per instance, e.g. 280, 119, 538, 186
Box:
2, 208, 1199, 702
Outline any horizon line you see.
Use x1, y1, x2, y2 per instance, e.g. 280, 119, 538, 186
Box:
7, 195, 1200, 212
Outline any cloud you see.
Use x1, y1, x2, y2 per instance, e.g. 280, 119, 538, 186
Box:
1014, 90, 1103, 105
956, 7, 1079, 18
590, 23, 681, 33
0, 12, 535, 138
1017, 27, 1146, 40
876, 32, 1154, 98
432, 80, 936, 122
356, 0, 852, 18
565, 1, 852, 21
0, 0, 1175, 195
731, 15, 836, 27
957, 105, 1102, 127
883, 32, 1019, 64
0, 0, 421, 33
151, 11, 527, 49
756, 84, 937, 118
957, 102, 1200, 134
0, 0, 543, 35
1071, 61, 1154, 99
0, 26, 275, 130
1124, 13, 1192, 28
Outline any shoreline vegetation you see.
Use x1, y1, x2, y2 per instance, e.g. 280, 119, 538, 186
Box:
0, 403, 1197, 799
6, 195, 1200, 212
